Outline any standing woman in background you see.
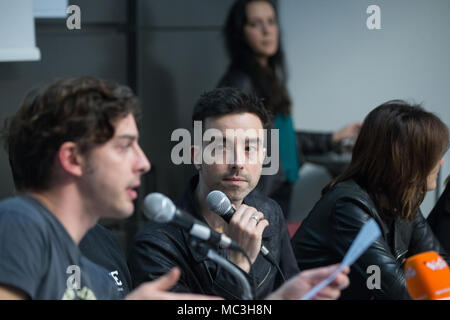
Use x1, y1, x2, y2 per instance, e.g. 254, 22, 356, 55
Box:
218, 0, 361, 217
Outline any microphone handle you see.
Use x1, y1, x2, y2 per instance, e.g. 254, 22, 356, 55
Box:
222, 207, 270, 257
220, 201, 285, 281
221, 208, 235, 224
173, 210, 238, 250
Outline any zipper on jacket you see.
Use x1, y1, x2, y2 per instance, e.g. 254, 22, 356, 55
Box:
395, 249, 408, 265
257, 265, 272, 289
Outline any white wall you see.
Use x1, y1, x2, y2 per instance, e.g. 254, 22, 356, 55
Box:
0, 0, 40, 61
279, 0, 450, 215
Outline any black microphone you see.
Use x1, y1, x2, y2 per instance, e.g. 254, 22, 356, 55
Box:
143, 193, 240, 251
206, 190, 270, 257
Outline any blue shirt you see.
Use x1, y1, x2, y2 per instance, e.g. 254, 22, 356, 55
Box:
274, 114, 300, 183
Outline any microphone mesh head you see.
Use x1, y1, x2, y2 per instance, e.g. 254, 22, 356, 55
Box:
206, 190, 232, 216
143, 193, 176, 223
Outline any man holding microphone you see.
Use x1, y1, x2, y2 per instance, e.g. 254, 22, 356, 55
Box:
129, 87, 349, 299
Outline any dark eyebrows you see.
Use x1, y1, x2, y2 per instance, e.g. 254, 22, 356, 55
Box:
221, 137, 261, 144
224, 137, 260, 144
204, 135, 261, 145
115, 134, 138, 142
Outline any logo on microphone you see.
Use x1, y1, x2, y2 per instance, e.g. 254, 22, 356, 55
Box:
426, 257, 448, 271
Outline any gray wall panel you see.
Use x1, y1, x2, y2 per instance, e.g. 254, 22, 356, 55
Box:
138, 0, 233, 27
138, 29, 229, 200
69, 0, 127, 23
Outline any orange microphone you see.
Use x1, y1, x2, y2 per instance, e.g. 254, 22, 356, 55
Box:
405, 251, 450, 300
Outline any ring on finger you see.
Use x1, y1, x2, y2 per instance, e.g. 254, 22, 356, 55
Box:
251, 215, 259, 222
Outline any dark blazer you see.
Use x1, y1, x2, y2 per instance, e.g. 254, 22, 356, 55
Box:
291, 179, 449, 300
128, 175, 299, 299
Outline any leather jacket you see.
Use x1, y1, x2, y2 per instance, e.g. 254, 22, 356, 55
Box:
291, 179, 450, 300
128, 175, 299, 299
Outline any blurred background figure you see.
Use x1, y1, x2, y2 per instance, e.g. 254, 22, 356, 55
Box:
218, 0, 361, 219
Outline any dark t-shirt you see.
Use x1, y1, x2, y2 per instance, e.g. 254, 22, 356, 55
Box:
80, 224, 131, 298
0, 195, 120, 300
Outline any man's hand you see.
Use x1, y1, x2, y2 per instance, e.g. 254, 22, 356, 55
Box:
125, 268, 223, 300
227, 204, 269, 273
266, 264, 350, 300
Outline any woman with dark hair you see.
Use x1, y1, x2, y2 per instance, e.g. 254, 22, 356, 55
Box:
291, 100, 450, 299
427, 175, 450, 253
218, 0, 361, 217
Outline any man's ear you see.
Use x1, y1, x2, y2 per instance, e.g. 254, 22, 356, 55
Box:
191, 145, 202, 171
57, 142, 84, 177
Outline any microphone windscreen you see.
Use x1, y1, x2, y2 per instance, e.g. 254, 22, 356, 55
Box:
405, 251, 450, 300
206, 190, 233, 216
143, 193, 176, 223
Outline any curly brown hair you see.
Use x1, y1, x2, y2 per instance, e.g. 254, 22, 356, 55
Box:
2, 76, 140, 192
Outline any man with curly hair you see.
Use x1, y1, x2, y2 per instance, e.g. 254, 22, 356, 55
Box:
0, 77, 218, 300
